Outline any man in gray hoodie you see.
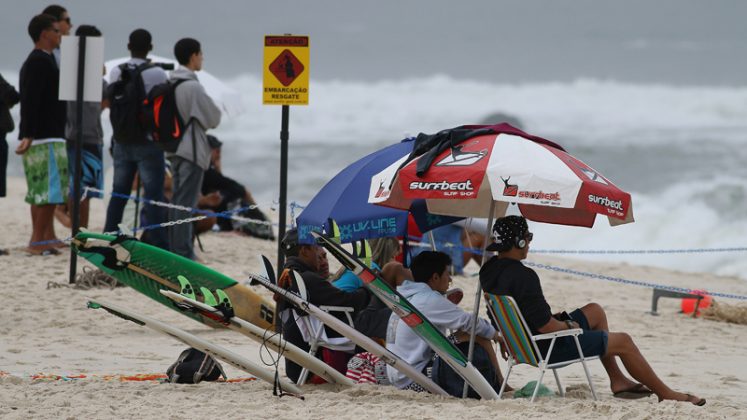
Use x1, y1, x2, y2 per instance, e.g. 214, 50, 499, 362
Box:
167, 38, 221, 260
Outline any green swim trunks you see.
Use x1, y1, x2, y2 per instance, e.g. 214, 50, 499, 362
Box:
22, 141, 68, 205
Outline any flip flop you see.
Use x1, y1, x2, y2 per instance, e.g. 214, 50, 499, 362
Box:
613, 383, 654, 399
686, 393, 706, 406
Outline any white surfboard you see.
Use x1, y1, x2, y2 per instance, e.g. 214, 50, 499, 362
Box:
87, 299, 303, 395
159, 290, 353, 387
248, 256, 448, 396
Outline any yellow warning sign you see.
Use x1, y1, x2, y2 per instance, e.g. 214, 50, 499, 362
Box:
263, 35, 309, 105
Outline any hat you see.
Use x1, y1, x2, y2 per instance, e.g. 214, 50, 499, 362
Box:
486, 215, 529, 252
281, 228, 300, 256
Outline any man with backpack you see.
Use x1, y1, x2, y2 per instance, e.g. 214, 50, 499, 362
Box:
103, 29, 169, 250
166, 38, 221, 260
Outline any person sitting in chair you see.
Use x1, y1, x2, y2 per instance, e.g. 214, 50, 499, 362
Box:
479, 215, 705, 405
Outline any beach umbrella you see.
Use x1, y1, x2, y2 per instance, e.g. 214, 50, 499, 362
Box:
369, 123, 633, 227
105, 55, 244, 118
296, 138, 461, 245
368, 123, 633, 395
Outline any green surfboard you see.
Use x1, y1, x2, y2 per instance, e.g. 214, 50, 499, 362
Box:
73, 232, 275, 330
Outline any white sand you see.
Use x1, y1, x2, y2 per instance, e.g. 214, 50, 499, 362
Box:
1, 176, 745, 419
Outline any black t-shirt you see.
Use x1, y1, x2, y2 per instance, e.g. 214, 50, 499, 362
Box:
479, 256, 552, 334
19, 49, 66, 140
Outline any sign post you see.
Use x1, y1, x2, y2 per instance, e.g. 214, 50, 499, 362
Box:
59, 35, 104, 284
263, 35, 309, 275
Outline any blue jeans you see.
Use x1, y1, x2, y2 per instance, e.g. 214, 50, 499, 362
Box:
104, 142, 168, 250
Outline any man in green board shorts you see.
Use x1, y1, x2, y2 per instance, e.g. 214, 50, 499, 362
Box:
15, 14, 68, 256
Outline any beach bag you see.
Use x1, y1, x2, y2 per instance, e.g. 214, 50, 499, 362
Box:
431, 341, 500, 399
166, 348, 227, 384
143, 79, 190, 152
107, 63, 153, 144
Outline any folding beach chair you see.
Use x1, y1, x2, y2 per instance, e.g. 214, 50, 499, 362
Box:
293, 278, 356, 385
484, 293, 599, 402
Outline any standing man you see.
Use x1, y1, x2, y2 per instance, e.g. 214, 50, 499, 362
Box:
479, 215, 705, 405
103, 29, 169, 249
168, 38, 221, 260
15, 14, 67, 256
41, 5, 72, 65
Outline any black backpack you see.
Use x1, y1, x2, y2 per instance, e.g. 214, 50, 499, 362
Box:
143, 79, 191, 153
107, 63, 153, 144
166, 347, 227, 384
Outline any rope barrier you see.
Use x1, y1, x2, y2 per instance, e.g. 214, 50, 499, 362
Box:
525, 260, 747, 301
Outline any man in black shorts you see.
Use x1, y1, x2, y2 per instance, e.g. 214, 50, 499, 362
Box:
479, 215, 704, 406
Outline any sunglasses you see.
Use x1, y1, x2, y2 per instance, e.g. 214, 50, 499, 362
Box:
525, 232, 534, 242
46, 27, 60, 33
63, 17, 71, 25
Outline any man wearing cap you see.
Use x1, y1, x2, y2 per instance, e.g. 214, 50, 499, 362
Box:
479, 215, 705, 405
277, 228, 371, 383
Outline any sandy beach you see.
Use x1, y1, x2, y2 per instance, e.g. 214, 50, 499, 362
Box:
1, 176, 745, 419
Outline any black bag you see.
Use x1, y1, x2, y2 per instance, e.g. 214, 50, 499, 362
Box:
166, 348, 227, 384
107, 63, 153, 144
432, 341, 501, 399
143, 79, 190, 152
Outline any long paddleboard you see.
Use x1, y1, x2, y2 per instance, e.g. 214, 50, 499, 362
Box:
86, 299, 303, 395
73, 232, 275, 329
312, 231, 499, 399
160, 289, 353, 387
249, 256, 448, 396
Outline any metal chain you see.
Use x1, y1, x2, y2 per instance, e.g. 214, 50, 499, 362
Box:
525, 260, 747, 301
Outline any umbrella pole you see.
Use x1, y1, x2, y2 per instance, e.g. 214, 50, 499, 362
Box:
463, 200, 496, 398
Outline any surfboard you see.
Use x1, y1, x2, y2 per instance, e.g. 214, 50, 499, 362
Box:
72, 232, 275, 330
160, 289, 353, 387
249, 255, 448, 396
312, 231, 499, 400
86, 299, 303, 396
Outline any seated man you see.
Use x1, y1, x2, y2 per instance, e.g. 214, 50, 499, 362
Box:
198, 135, 274, 240
479, 215, 705, 406
386, 251, 506, 396
276, 228, 371, 382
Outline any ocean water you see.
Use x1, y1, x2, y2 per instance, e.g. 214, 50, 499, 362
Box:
2, 0, 746, 281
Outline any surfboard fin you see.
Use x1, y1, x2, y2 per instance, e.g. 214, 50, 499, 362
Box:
177, 275, 196, 300
359, 239, 373, 268
260, 255, 277, 284
199, 287, 217, 306
326, 218, 342, 244
214, 289, 235, 318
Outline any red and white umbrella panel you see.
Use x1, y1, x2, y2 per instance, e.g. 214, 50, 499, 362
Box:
370, 133, 633, 227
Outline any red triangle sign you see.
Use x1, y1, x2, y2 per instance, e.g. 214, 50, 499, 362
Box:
269, 49, 305, 87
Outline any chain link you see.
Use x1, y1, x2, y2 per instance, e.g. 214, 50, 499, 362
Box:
525, 260, 747, 301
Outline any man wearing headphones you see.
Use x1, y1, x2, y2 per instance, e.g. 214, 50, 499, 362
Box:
479, 215, 705, 405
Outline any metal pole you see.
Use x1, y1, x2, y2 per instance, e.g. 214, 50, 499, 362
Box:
276, 105, 289, 277
69, 36, 87, 284
462, 200, 496, 397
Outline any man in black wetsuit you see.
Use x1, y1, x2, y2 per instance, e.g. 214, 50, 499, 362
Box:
198, 135, 273, 240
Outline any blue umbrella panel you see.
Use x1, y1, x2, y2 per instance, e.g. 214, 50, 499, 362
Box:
297, 138, 461, 244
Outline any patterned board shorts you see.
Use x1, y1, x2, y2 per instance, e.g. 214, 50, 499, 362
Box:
22, 141, 68, 205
